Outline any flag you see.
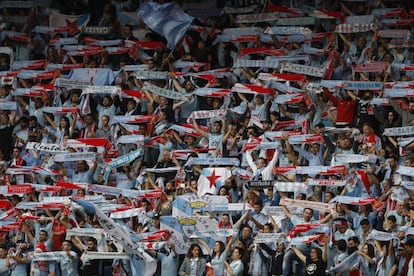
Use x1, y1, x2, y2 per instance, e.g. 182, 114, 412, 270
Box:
137, 2, 194, 49
197, 168, 232, 196
49, 12, 90, 36
73, 199, 157, 276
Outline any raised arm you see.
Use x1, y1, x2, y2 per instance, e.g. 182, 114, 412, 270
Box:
291, 246, 307, 263
192, 116, 208, 138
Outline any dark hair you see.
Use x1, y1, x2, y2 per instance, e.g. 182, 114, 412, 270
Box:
187, 243, 203, 258
87, 237, 98, 245
360, 218, 370, 227
365, 243, 375, 258
211, 241, 225, 258
348, 236, 360, 244
406, 239, 414, 247
62, 240, 73, 247
233, 246, 245, 258
303, 208, 314, 215
336, 239, 347, 252
311, 247, 323, 260
387, 215, 397, 224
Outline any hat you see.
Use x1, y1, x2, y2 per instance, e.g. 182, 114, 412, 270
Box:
334, 218, 348, 228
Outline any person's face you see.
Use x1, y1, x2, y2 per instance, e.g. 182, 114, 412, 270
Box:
310, 143, 319, 154
191, 246, 200, 257
357, 36, 366, 48
363, 245, 369, 254
185, 81, 193, 91
159, 97, 168, 106
0, 248, 6, 258
310, 249, 318, 261
62, 242, 71, 251
263, 225, 271, 233
324, 193, 333, 203
214, 242, 221, 253
409, 102, 414, 114
39, 231, 47, 242
388, 112, 395, 122
127, 100, 136, 111
77, 161, 87, 172
34, 98, 43, 108
221, 215, 230, 226
338, 225, 347, 233
232, 248, 241, 260
362, 125, 372, 136
212, 99, 221, 109
71, 93, 80, 104
253, 204, 262, 214
60, 118, 68, 127
0, 114, 8, 125
361, 223, 370, 233
347, 240, 356, 248
165, 182, 174, 192
12, 148, 20, 158
303, 209, 313, 222
101, 116, 109, 126
241, 227, 251, 239
102, 97, 111, 107
0, 88, 7, 97
277, 242, 284, 252
256, 158, 266, 169
219, 188, 227, 196
87, 241, 96, 251
213, 122, 221, 133
85, 115, 94, 126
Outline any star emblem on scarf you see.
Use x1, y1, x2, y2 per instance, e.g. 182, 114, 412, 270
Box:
65, 19, 80, 35
206, 169, 220, 188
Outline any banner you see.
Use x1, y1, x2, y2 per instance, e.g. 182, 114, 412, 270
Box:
334, 154, 369, 163
161, 216, 220, 254
328, 252, 360, 273
383, 126, 414, 136
49, 12, 90, 36
197, 168, 232, 196
344, 81, 383, 90
331, 196, 383, 210
275, 17, 315, 26
0, 101, 16, 110
132, 70, 168, 80
264, 26, 312, 35
306, 179, 347, 187
190, 109, 227, 121
231, 83, 273, 94
366, 229, 397, 241
281, 62, 326, 78
74, 199, 157, 276
232, 59, 280, 69
54, 152, 96, 162
103, 149, 142, 182
143, 81, 189, 101
54, 78, 91, 89
354, 62, 388, 73
236, 12, 280, 23
281, 198, 333, 213
335, 23, 375, 33
397, 166, 414, 177
254, 233, 285, 244
186, 158, 239, 166
288, 134, 323, 144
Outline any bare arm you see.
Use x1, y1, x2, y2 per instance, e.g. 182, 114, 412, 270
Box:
291, 246, 306, 263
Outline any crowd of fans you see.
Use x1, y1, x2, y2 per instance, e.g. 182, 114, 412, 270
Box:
1, 0, 414, 275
